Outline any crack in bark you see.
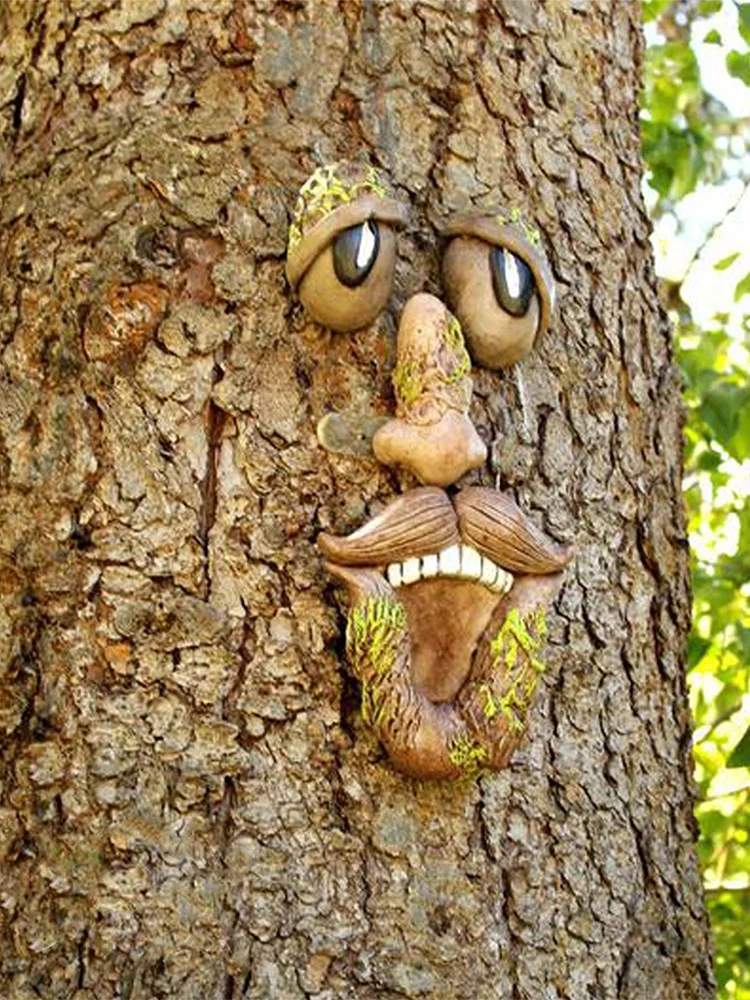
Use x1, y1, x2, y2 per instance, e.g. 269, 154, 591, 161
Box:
11, 75, 26, 135
500, 867, 521, 1000
75, 928, 89, 990
197, 376, 227, 594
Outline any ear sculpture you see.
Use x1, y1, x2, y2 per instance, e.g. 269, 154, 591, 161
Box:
286, 162, 409, 332
441, 211, 555, 368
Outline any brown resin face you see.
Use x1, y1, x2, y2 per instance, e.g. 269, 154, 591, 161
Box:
286, 163, 571, 781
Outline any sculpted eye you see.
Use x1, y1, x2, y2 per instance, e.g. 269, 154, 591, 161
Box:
441, 211, 555, 369
333, 220, 380, 288
490, 246, 533, 317
286, 163, 408, 333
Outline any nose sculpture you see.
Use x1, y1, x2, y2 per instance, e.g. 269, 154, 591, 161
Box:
372, 293, 487, 487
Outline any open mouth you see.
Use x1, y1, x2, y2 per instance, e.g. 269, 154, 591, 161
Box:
319, 487, 572, 780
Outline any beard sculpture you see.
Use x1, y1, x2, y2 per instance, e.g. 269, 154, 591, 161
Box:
287, 162, 573, 781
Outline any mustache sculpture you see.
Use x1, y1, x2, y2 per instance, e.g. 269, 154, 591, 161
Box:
320, 487, 569, 575
319, 489, 572, 780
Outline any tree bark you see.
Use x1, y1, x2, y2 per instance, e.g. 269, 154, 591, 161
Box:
0, 1, 715, 998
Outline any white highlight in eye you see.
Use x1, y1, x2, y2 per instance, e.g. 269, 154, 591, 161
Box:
356, 221, 377, 269
503, 248, 521, 298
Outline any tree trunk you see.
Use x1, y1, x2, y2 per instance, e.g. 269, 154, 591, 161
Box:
0, 1, 715, 998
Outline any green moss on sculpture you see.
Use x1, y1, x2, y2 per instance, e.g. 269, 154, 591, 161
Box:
479, 683, 499, 720
348, 596, 406, 665
392, 359, 425, 408
439, 314, 471, 386
484, 606, 548, 734
448, 732, 489, 779
491, 607, 547, 670
392, 313, 472, 416
287, 162, 389, 254
347, 597, 407, 727
497, 207, 542, 249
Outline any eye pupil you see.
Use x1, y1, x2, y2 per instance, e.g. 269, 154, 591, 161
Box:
333, 221, 380, 287
490, 247, 534, 317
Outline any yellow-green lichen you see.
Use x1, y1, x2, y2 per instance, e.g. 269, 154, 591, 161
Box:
491, 607, 547, 672
348, 596, 406, 669
496, 686, 528, 732
479, 683, 499, 720
448, 732, 489, 780
497, 208, 542, 249
361, 679, 401, 728
288, 162, 389, 254
440, 314, 471, 385
484, 606, 548, 733
392, 359, 425, 408
347, 597, 407, 727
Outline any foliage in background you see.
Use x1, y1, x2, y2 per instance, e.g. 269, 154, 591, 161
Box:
642, 2, 750, 996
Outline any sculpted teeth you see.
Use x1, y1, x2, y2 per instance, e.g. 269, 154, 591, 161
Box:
480, 556, 499, 588
491, 568, 514, 595
438, 544, 461, 576
386, 544, 514, 594
460, 544, 482, 580
421, 553, 439, 578
401, 557, 421, 586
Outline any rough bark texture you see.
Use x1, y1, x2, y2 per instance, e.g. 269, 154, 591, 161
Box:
0, 1, 715, 998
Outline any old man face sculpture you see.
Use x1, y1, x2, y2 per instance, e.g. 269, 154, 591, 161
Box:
287, 162, 572, 781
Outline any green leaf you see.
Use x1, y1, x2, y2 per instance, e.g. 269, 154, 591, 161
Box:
698, 0, 723, 13
715, 252, 741, 271
732, 402, 750, 460
643, 0, 674, 23
738, 624, 750, 663
688, 634, 711, 669
727, 726, 750, 768
641, 121, 710, 200
696, 448, 723, 471
700, 382, 750, 454
738, 3, 750, 46
644, 41, 702, 122
703, 28, 722, 44
735, 271, 750, 302
727, 50, 750, 86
